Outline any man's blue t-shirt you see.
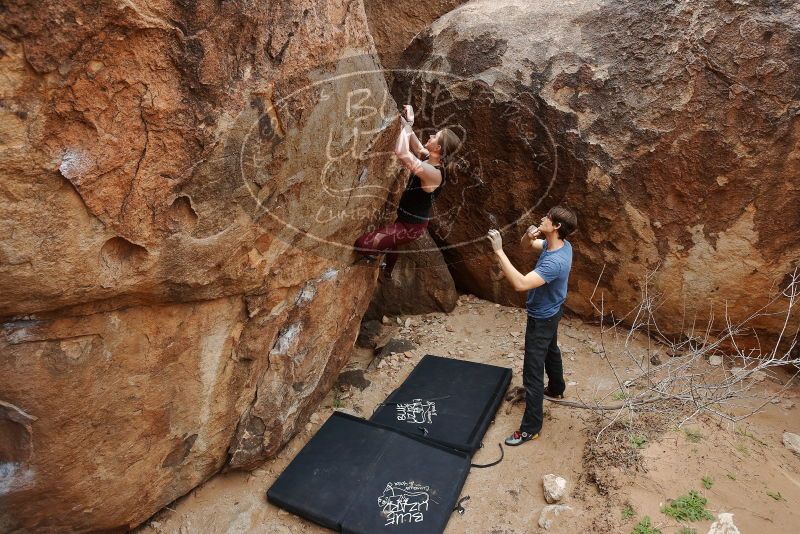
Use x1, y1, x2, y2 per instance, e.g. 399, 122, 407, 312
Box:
526, 240, 573, 319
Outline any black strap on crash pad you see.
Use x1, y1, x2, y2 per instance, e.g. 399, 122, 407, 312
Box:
470, 443, 504, 468
453, 495, 470, 515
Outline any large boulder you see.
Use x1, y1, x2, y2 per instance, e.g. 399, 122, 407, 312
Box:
0, 0, 398, 531
365, 230, 459, 318
391, 0, 800, 339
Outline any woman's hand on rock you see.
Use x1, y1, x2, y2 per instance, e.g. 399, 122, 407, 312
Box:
401, 104, 414, 126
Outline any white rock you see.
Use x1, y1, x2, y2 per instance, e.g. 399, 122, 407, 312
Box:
542, 474, 568, 503
709, 355, 723, 366
310, 412, 321, 424
404, 318, 412, 328
707, 512, 740, 534
783, 432, 800, 456
381, 315, 390, 325
538, 504, 573, 530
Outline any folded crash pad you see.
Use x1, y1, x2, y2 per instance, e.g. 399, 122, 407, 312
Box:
370, 354, 512, 453
267, 411, 470, 534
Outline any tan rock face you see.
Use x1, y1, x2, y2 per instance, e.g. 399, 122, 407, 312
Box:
1, 0, 398, 531
364, 0, 469, 69
2, 298, 247, 530
390, 0, 800, 339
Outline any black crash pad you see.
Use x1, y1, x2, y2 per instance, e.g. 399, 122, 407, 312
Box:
267, 411, 470, 534
370, 355, 512, 453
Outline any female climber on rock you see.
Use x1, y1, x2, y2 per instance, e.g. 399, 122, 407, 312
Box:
354, 104, 462, 281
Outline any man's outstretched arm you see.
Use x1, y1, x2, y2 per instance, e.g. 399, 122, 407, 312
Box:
488, 229, 547, 292
495, 249, 547, 292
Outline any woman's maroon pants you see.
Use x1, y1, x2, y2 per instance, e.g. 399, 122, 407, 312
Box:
354, 220, 428, 275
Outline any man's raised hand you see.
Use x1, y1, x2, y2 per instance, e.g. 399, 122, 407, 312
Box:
526, 224, 542, 240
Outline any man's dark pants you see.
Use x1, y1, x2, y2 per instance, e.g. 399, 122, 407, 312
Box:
520, 308, 565, 435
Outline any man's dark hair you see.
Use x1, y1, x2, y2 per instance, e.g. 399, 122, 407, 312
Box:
547, 206, 577, 239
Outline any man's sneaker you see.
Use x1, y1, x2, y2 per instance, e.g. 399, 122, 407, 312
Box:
504, 430, 539, 446
543, 386, 564, 399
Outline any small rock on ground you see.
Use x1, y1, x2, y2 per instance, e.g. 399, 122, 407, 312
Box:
355, 319, 382, 348
542, 474, 568, 503
783, 432, 800, 456
336, 369, 371, 391
538, 504, 573, 530
707, 512, 740, 534
378, 338, 416, 358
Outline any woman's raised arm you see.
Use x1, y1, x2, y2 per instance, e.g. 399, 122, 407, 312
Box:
394, 119, 442, 193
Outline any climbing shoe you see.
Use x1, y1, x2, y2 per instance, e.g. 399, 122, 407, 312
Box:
543, 386, 564, 399
354, 253, 380, 265
379, 261, 393, 282
504, 430, 539, 446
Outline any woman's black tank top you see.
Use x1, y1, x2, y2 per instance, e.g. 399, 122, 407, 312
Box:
396, 165, 445, 224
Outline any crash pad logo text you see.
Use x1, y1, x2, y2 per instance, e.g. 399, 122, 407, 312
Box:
378, 481, 430, 526
396, 399, 437, 424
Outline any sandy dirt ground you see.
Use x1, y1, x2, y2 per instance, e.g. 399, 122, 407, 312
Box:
138, 295, 800, 533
